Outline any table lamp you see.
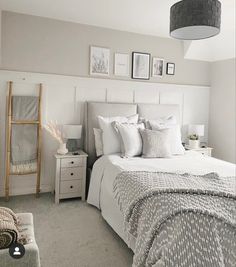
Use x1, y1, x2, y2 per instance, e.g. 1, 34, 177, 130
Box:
188, 124, 204, 149
63, 125, 82, 152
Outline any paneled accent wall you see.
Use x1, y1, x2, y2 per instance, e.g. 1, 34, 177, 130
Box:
0, 70, 210, 196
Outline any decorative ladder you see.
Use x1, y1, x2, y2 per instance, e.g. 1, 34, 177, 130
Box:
5, 81, 42, 201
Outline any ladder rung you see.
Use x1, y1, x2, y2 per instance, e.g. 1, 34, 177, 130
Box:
11, 120, 39, 124
10, 171, 38, 175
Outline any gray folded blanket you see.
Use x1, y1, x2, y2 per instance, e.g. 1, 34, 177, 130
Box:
11, 96, 39, 165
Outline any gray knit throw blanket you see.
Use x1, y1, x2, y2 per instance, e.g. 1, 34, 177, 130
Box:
0, 207, 19, 249
113, 171, 236, 267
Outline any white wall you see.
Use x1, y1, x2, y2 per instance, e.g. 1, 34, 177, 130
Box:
209, 58, 236, 163
0, 70, 210, 197
0, 11, 210, 86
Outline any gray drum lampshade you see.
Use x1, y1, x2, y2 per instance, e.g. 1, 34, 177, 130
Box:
170, 0, 221, 40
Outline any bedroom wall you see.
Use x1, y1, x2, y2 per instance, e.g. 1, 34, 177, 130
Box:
0, 70, 210, 197
0, 10, 212, 197
209, 58, 236, 163
0, 11, 210, 86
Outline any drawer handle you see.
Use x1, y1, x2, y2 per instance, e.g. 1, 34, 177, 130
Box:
71, 173, 74, 176
70, 185, 74, 189
71, 161, 74, 164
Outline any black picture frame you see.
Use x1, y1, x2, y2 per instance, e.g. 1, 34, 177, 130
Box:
166, 62, 175, 75
132, 52, 150, 80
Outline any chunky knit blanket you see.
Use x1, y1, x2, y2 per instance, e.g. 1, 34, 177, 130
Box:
0, 207, 19, 249
113, 171, 236, 267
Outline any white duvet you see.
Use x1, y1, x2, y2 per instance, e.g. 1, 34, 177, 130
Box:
88, 151, 235, 209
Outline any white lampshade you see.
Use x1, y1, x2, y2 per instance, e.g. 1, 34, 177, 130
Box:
63, 125, 82, 139
188, 124, 204, 137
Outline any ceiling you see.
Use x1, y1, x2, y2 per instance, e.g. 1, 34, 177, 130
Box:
0, 0, 235, 61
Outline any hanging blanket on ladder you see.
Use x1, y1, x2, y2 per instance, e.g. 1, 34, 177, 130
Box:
11, 96, 39, 172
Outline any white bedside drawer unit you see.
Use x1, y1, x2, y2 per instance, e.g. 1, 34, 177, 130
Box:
54, 150, 88, 204
61, 157, 84, 168
60, 167, 84, 181
185, 146, 213, 157
60, 180, 82, 194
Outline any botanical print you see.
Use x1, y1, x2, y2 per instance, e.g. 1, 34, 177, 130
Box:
114, 53, 129, 76
132, 52, 150, 80
90, 46, 110, 76
152, 58, 164, 77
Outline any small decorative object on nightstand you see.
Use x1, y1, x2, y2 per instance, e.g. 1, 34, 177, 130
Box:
188, 124, 204, 149
185, 145, 213, 157
54, 150, 88, 204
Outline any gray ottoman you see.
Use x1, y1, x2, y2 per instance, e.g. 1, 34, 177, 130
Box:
0, 213, 40, 267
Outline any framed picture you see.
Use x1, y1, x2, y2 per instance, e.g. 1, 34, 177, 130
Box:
152, 58, 164, 77
114, 53, 129, 77
166, 62, 175, 75
132, 52, 150, 80
90, 46, 110, 76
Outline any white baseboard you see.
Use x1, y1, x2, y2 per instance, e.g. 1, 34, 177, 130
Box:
0, 184, 52, 197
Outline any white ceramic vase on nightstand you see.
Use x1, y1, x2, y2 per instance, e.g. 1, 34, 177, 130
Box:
188, 139, 200, 149
57, 143, 68, 155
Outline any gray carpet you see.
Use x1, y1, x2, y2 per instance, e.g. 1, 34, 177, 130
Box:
0, 193, 133, 267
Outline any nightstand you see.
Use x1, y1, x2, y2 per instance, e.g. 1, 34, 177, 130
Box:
54, 150, 88, 204
185, 146, 213, 157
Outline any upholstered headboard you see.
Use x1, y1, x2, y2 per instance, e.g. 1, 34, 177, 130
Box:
84, 102, 180, 167
138, 103, 181, 124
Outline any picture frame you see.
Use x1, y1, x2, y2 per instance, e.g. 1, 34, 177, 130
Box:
132, 52, 150, 80
114, 53, 129, 77
152, 57, 164, 77
166, 62, 175, 75
90, 46, 110, 76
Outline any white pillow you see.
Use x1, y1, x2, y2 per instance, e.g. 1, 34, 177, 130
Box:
149, 120, 185, 155
98, 114, 138, 155
93, 128, 103, 157
114, 122, 145, 157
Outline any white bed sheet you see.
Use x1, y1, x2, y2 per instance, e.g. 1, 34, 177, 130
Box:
87, 151, 236, 248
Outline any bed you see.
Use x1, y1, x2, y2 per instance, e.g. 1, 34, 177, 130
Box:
85, 102, 236, 267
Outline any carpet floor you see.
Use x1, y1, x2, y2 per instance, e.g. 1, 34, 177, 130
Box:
0, 193, 133, 267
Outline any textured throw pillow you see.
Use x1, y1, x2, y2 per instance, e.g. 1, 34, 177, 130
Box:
149, 118, 185, 155
93, 128, 103, 157
98, 114, 139, 155
140, 129, 172, 158
114, 122, 145, 157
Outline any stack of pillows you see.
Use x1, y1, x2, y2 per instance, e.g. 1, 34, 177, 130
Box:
93, 114, 185, 158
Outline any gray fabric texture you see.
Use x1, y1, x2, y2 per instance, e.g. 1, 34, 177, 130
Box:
12, 96, 39, 121
113, 171, 236, 267
140, 129, 172, 158
11, 96, 38, 165
11, 125, 38, 164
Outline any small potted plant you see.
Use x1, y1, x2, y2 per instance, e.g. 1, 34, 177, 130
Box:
188, 134, 200, 149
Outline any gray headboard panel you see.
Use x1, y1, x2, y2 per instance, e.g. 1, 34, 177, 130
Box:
84, 102, 137, 167
138, 104, 181, 124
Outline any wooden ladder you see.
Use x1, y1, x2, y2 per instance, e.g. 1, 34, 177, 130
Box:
5, 81, 42, 201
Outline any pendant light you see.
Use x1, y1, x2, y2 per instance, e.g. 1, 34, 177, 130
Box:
170, 0, 221, 40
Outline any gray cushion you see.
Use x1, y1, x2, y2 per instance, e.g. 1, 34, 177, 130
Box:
140, 129, 172, 158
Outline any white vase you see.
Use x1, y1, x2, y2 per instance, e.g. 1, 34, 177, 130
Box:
57, 143, 68, 155
188, 139, 200, 149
